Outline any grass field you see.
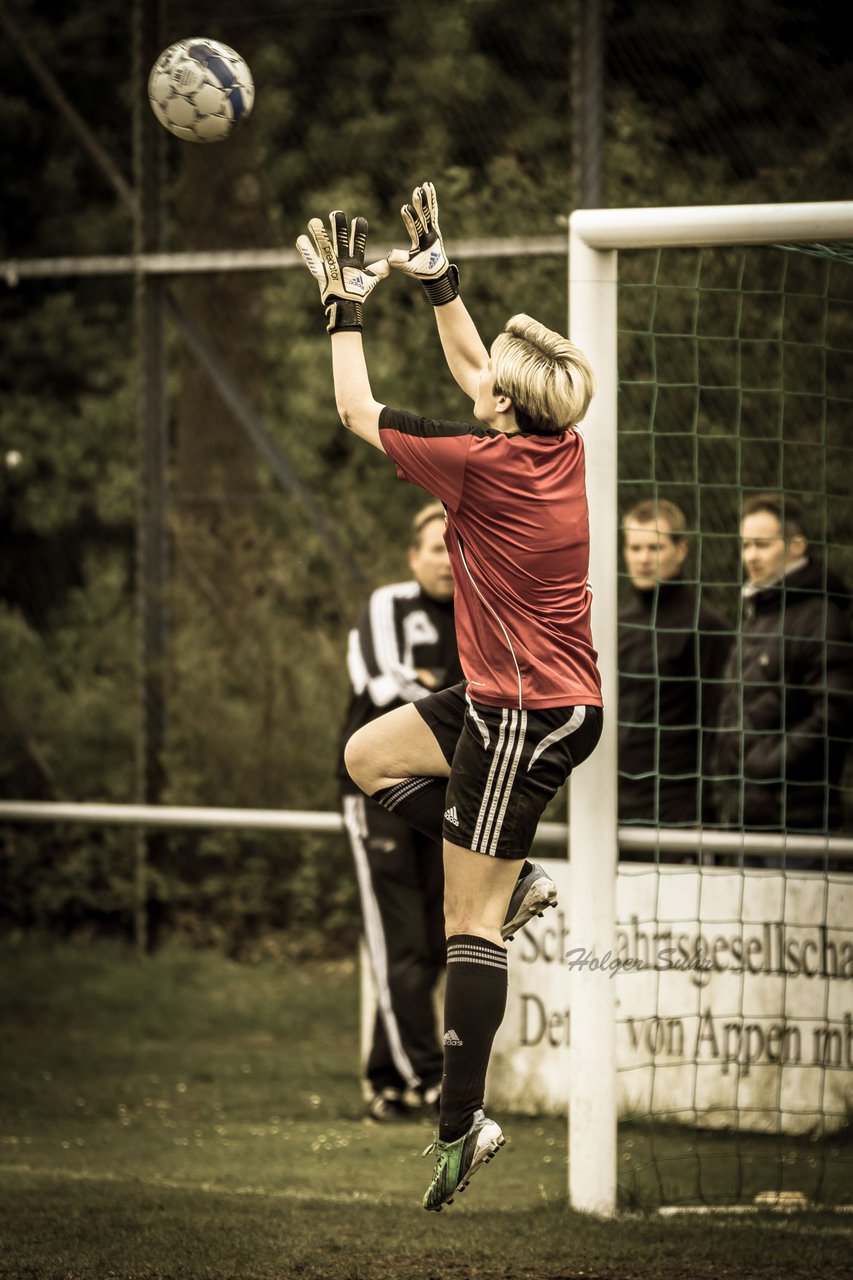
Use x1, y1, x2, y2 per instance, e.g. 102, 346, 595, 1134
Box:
0, 937, 851, 1280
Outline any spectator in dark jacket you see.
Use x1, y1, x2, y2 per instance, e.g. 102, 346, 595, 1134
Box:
618, 499, 730, 842
711, 493, 853, 834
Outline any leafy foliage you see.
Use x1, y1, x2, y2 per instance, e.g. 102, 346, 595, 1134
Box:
1, 0, 852, 946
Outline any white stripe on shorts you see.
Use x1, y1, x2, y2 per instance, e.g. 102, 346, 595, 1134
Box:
464, 691, 491, 749
471, 708, 527, 857
527, 705, 587, 771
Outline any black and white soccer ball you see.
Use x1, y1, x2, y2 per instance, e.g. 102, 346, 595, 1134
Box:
148, 38, 255, 143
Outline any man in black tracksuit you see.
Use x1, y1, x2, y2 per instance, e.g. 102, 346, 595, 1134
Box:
338, 502, 462, 1121
619, 499, 730, 840
711, 493, 853, 837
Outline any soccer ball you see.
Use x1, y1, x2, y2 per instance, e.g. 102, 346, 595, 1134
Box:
148, 38, 254, 143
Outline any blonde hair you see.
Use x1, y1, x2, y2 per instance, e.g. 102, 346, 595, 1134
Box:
410, 501, 445, 548
490, 314, 595, 436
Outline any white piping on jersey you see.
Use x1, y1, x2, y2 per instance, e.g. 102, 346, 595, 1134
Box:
471, 707, 527, 857
527, 706, 587, 771
454, 534, 524, 709
342, 794, 421, 1090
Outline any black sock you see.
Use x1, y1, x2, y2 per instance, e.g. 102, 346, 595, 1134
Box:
439, 934, 508, 1143
372, 777, 446, 842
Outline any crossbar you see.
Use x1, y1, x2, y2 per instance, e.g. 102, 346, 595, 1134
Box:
571, 201, 853, 249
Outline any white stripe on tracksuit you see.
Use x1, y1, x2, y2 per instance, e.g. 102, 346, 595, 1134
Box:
342, 793, 421, 1090
364, 581, 426, 705
470, 708, 528, 857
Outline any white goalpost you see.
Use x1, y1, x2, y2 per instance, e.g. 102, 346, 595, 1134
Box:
567, 200, 853, 1217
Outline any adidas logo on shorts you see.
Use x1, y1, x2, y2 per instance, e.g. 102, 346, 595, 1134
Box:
443, 1028, 463, 1047
444, 806, 460, 826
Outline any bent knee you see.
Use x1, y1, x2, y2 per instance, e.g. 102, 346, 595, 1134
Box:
344, 727, 374, 794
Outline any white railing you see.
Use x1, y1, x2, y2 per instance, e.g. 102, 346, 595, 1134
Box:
0, 799, 564, 847
1, 801, 851, 861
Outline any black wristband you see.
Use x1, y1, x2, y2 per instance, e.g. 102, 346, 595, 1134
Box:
421, 264, 460, 307
325, 299, 364, 334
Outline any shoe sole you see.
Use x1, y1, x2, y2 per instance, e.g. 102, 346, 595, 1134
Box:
502, 884, 558, 942
429, 1128, 506, 1211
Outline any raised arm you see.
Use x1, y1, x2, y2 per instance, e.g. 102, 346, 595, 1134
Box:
387, 182, 488, 403
431, 295, 489, 403
329, 331, 385, 450
296, 211, 388, 450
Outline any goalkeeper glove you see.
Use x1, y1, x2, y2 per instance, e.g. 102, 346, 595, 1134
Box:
296, 211, 387, 334
387, 182, 460, 306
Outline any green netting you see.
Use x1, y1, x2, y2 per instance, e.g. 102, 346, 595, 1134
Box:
614, 243, 853, 1208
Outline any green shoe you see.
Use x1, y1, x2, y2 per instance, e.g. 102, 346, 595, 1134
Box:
422, 1109, 505, 1211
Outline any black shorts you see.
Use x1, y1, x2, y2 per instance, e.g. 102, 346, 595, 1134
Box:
415, 682, 603, 860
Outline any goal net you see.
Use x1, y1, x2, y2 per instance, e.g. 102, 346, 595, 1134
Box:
567, 204, 853, 1214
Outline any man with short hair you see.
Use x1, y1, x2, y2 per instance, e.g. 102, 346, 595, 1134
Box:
618, 498, 729, 836
711, 493, 853, 833
338, 502, 460, 1123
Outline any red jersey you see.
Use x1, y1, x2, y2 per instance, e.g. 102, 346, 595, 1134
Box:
378, 407, 602, 710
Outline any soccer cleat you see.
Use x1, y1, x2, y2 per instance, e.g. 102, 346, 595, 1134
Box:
501, 862, 558, 941
366, 1087, 414, 1123
421, 1109, 505, 1211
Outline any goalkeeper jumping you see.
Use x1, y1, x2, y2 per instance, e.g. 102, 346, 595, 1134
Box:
297, 184, 603, 1211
